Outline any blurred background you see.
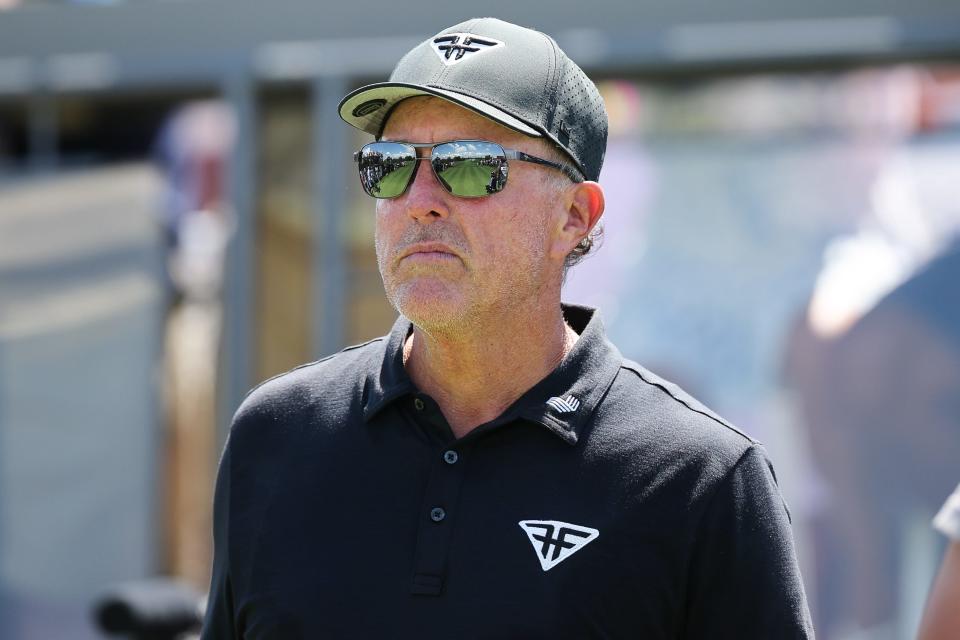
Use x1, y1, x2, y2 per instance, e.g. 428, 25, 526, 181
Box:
1, 1, 959, 638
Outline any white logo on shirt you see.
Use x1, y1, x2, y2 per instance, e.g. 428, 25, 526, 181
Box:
546, 395, 580, 414
519, 520, 599, 571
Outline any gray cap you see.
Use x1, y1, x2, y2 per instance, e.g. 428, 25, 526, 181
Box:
338, 17, 607, 182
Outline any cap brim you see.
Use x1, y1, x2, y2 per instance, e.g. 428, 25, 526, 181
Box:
339, 82, 542, 139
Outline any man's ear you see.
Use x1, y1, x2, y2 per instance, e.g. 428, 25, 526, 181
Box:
549, 181, 605, 262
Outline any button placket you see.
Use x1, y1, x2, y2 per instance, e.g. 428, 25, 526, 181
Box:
410, 444, 469, 596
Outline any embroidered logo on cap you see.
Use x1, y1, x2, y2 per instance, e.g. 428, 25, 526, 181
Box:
430, 33, 504, 66
519, 520, 599, 571
352, 99, 386, 117
546, 395, 580, 414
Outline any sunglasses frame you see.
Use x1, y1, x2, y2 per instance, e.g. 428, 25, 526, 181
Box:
354, 139, 584, 199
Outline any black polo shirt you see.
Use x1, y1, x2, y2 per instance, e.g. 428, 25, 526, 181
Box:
201, 305, 813, 639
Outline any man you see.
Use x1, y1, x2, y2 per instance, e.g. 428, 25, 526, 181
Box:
202, 18, 813, 639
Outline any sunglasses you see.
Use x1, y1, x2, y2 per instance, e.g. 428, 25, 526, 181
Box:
354, 140, 583, 199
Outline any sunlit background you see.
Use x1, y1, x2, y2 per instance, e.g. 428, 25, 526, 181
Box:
2, 1, 960, 638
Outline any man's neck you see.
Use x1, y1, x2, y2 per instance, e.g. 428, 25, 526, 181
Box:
402, 303, 579, 439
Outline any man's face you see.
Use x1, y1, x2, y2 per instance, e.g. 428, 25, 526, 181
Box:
375, 96, 568, 331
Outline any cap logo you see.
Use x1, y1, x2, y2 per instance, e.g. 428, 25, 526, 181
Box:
352, 99, 387, 117
430, 33, 504, 66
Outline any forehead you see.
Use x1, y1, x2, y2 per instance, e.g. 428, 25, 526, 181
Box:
381, 96, 530, 147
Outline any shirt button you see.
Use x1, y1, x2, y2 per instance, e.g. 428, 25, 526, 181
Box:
443, 450, 459, 464
414, 398, 425, 411
430, 507, 446, 522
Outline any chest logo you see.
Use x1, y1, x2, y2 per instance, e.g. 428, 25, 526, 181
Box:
519, 520, 600, 571
430, 33, 504, 66
546, 394, 580, 414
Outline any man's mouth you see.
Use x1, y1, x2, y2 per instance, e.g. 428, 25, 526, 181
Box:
399, 242, 461, 263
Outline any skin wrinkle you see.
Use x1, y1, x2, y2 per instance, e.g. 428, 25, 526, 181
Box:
374, 96, 603, 437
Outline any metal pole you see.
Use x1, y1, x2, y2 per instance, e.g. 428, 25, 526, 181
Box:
310, 76, 349, 358
219, 70, 258, 446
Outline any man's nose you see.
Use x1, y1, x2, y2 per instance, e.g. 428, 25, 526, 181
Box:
405, 160, 449, 222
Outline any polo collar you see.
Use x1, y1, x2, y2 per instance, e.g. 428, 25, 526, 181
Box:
362, 304, 622, 446
361, 317, 417, 422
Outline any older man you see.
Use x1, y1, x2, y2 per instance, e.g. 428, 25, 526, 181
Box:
201, 18, 813, 639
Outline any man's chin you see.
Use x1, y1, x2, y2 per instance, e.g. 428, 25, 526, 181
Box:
387, 281, 471, 330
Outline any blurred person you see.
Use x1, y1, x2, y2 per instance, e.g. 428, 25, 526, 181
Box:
153, 100, 235, 306
788, 238, 960, 638
153, 101, 235, 589
201, 18, 812, 638
917, 483, 960, 640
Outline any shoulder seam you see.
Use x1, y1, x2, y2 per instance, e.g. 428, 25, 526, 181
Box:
237, 336, 387, 407
618, 363, 757, 445
687, 443, 761, 557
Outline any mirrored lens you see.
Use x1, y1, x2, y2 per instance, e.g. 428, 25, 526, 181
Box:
358, 142, 417, 198
432, 141, 507, 197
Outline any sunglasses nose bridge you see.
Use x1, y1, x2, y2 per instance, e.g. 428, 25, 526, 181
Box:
404, 156, 435, 192
403, 155, 451, 220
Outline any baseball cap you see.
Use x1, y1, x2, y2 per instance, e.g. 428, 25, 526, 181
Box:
338, 17, 608, 182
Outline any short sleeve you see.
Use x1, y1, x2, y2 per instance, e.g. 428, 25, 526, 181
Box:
683, 444, 814, 639
200, 441, 238, 639
933, 483, 960, 541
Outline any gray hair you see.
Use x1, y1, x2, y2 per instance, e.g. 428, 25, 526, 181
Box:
565, 223, 602, 269
536, 155, 602, 271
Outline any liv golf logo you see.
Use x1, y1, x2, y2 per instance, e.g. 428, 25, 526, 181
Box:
519, 520, 600, 571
